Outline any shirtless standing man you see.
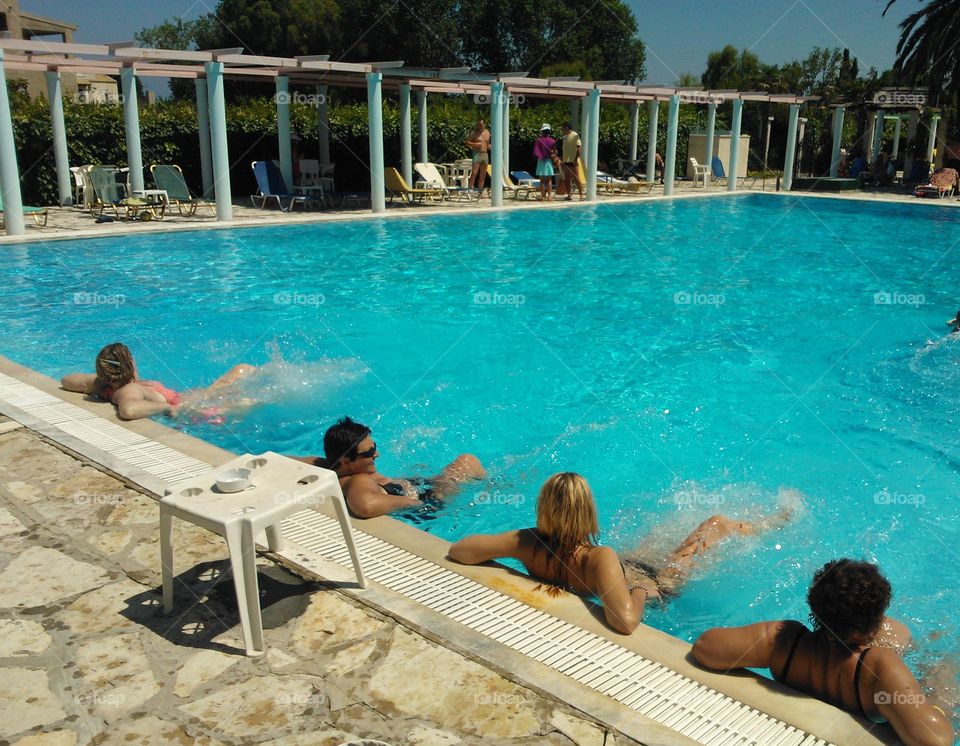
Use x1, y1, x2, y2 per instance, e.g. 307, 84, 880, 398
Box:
296, 416, 486, 518
466, 118, 491, 192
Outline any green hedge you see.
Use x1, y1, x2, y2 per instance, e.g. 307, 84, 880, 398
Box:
12, 91, 706, 205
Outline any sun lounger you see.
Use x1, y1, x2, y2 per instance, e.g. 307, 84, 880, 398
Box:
150, 164, 215, 216
915, 167, 958, 199
250, 161, 311, 212
415, 162, 478, 202
511, 171, 541, 189
711, 156, 757, 188
86, 167, 162, 221
485, 166, 534, 200
384, 167, 445, 205
0, 188, 48, 227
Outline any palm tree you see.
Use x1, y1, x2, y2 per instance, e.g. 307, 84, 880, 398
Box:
883, 0, 960, 104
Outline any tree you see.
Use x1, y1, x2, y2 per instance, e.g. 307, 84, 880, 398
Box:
701, 46, 762, 90
883, 0, 960, 108
676, 73, 700, 87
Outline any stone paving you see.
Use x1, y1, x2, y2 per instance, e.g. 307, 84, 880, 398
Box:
5, 180, 955, 245
0, 422, 637, 746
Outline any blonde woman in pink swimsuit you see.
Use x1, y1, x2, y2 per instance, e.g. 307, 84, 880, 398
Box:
61, 342, 257, 421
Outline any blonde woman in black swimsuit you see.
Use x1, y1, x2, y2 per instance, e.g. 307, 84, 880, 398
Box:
449, 472, 789, 635
693, 559, 954, 746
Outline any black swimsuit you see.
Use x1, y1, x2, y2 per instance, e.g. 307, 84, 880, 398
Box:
776, 629, 886, 724
620, 558, 676, 599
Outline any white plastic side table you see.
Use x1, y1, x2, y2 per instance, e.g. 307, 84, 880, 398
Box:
160, 451, 366, 656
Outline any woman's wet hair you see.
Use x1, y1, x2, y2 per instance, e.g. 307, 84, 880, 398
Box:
807, 558, 891, 645
534, 472, 600, 595
323, 416, 371, 466
95, 342, 135, 392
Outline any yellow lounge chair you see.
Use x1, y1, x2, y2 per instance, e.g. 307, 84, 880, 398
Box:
384, 167, 445, 205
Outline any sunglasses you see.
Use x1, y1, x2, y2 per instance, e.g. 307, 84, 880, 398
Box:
354, 442, 377, 459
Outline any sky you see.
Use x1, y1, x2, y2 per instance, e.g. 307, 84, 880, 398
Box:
29, 0, 915, 95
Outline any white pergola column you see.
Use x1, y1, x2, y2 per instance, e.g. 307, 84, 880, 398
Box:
935, 113, 949, 168
580, 98, 590, 169
727, 98, 743, 192
704, 102, 717, 186
829, 106, 845, 177
585, 88, 601, 201
45, 71, 71, 206
891, 116, 902, 159
926, 114, 941, 164
871, 108, 886, 160
628, 101, 639, 161
904, 110, 919, 176
502, 87, 511, 175
399, 83, 412, 185
782, 104, 800, 191
276, 76, 293, 187
194, 78, 213, 197
663, 94, 680, 196
0, 50, 24, 235
205, 61, 232, 221
316, 85, 330, 164
489, 81, 504, 207
367, 72, 385, 213
645, 99, 660, 182
120, 67, 144, 194
864, 113, 876, 162
416, 90, 428, 163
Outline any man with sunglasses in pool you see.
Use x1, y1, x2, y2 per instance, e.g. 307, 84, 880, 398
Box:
295, 416, 486, 518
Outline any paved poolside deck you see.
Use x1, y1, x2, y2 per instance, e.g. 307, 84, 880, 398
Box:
0, 357, 901, 746
3, 179, 955, 245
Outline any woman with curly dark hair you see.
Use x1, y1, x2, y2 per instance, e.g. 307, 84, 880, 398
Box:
692, 559, 954, 746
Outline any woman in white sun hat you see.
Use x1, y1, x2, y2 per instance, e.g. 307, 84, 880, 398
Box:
532, 123, 557, 201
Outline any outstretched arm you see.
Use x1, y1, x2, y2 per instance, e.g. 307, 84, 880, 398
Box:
692, 621, 799, 671
344, 474, 421, 518
61, 373, 98, 395
112, 386, 176, 421
448, 530, 525, 565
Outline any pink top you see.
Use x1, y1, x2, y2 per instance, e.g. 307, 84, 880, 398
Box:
101, 379, 181, 407
533, 136, 555, 160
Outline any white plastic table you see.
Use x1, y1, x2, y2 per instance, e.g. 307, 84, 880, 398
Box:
160, 451, 366, 656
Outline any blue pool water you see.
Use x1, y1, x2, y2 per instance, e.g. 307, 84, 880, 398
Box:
3, 194, 959, 666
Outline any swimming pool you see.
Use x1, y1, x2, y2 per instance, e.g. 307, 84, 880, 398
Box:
3, 194, 958, 663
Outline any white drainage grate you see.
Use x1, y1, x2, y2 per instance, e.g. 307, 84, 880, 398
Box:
280, 510, 832, 746
0, 372, 211, 487
0, 372, 833, 746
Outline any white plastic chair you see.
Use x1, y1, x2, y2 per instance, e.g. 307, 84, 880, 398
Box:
690, 157, 710, 187
298, 158, 320, 186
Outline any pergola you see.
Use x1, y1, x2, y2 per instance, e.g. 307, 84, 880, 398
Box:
825, 92, 940, 179
0, 39, 815, 236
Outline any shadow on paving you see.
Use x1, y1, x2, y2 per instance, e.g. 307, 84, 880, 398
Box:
121, 560, 316, 654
